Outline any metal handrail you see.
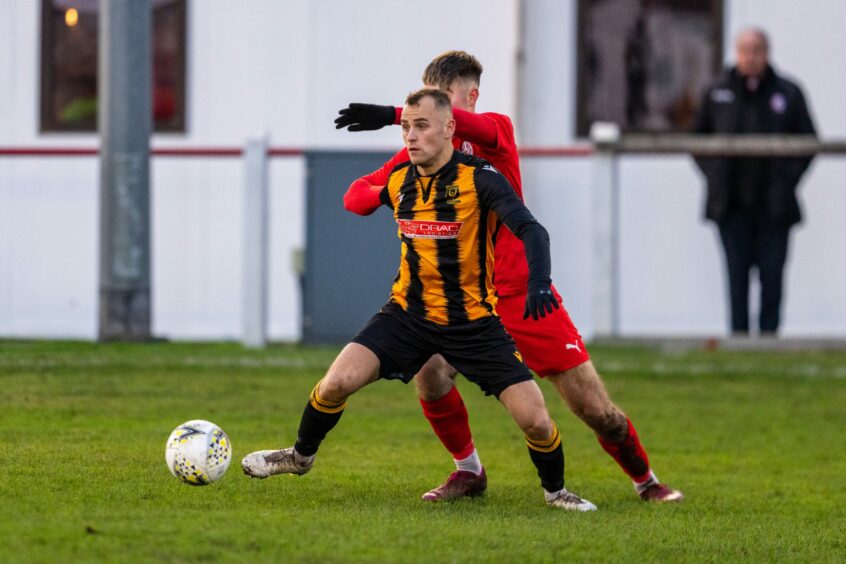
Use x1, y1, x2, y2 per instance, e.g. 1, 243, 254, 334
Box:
3, 136, 845, 159
0, 145, 592, 158
603, 134, 846, 157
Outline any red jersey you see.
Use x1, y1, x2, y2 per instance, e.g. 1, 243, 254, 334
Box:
344, 108, 529, 297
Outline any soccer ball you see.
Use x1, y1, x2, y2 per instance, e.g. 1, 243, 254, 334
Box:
165, 420, 232, 485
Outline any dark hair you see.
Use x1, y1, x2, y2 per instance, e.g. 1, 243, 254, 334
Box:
422, 50, 483, 90
405, 87, 452, 112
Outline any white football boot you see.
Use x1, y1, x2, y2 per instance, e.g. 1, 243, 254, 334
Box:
545, 488, 598, 512
241, 447, 314, 478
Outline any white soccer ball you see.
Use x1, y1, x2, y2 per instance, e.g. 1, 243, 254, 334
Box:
165, 420, 232, 485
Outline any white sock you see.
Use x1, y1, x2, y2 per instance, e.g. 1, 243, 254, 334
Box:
454, 449, 483, 475
634, 470, 659, 494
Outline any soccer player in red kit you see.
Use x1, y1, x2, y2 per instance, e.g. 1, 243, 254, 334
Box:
336, 51, 682, 503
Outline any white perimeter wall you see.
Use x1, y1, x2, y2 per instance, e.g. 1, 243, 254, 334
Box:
1, 0, 844, 341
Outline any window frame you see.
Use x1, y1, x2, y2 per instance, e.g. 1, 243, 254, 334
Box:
39, 0, 188, 133
575, 0, 724, 137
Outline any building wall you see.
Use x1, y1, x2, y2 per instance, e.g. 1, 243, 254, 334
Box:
1, 0, 844, 340
0, 0, 518, 340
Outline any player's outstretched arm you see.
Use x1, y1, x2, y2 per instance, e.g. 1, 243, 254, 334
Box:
342, 147, 409, 215
335, 104, 400, 132
335, 102, 499, 149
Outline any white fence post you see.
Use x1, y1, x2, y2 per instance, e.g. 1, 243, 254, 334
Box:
590, 122, 620, 338
242, 136, 269, 348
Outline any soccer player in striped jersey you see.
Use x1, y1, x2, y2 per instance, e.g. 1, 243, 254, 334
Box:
336, 51, 682, 503
243, 88, 596, 511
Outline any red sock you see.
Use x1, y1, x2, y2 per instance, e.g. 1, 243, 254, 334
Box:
597, 418, 652, 483
419, 385, 475, 460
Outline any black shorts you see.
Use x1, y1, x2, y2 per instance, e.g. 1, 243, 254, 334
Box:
351, 301, 533, 397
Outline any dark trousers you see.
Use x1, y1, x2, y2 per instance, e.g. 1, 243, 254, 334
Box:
718, 213, 791, 334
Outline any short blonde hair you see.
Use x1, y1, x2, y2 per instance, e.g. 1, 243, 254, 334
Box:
422, 50, 483, 90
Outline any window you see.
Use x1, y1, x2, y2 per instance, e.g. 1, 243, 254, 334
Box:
40, 0, 187, 132
576, 0, 723, 136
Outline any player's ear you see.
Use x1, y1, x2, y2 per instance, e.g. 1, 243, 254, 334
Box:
445, 117, 456, 138
469, 87, 479, 106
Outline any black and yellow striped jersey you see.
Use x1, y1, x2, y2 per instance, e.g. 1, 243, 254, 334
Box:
378, 150, 546, 326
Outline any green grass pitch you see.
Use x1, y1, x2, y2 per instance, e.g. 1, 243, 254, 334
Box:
1, 340, 844, 562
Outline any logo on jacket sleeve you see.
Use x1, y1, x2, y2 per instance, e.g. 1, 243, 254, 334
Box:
397, 220, 463, 239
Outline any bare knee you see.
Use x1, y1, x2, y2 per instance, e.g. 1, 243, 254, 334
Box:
585, 408, 628, 442
499, 380, 555, 440
316, 374, 355, 404
521, 413, 554, 442
549, 363, 628, 441
413, 355, 457, 401
318, 343, 380, 403
564, 389, 627, 440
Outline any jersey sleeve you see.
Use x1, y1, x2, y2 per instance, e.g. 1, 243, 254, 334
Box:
343, 147, 409, 215
394, 106, 507, 152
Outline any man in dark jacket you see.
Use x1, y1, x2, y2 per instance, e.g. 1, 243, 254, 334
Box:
693, 28, 816, 335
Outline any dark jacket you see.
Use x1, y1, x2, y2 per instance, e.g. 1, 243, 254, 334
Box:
692, 65, 816, 226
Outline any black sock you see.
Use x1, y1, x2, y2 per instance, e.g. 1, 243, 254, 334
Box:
526, 422, 565, 493
294, 382, 346, 456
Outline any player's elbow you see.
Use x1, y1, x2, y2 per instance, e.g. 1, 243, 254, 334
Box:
517, 221, 549, 245
342, 193, 361, 214
343, 190, 373, 216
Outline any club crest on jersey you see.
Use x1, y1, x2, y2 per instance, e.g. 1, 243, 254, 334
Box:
397, 219, 462, 239
446, 184, 461, 205
461, 141, 474, 155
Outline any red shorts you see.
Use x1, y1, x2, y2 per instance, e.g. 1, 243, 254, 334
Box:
495, 285, 590, 377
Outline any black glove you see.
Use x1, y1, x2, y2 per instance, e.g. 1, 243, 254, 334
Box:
334, 103, 396, 132
523, 280, 559, 321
